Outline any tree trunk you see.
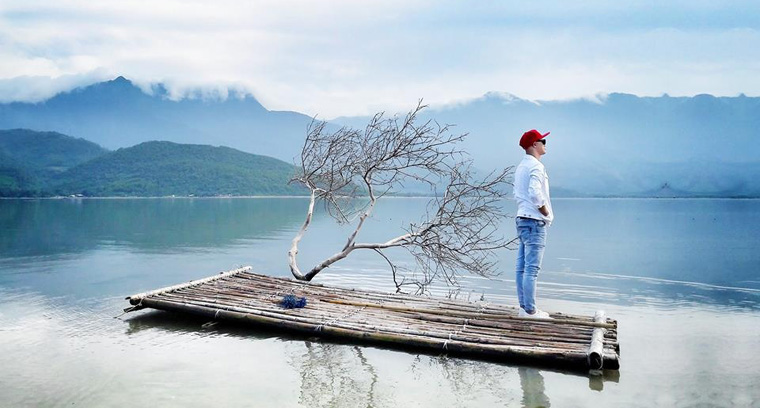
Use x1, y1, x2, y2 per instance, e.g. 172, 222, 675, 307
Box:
289, 190, 316, 280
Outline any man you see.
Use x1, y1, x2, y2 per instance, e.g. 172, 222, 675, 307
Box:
513, 129, 553, 319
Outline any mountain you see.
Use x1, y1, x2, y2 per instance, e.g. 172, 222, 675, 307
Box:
0, 129, 108, 196
334, 92, 760, 197
0, 76, 313, 163
2, 78, 759, 196
52, 141, 305, 197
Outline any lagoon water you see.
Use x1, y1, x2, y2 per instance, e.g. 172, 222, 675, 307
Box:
1, 198, 759, 407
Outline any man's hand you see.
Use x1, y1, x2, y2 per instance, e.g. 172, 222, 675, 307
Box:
538, 205, 549, 216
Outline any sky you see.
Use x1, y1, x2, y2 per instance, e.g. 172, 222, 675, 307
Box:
1, 0, 759, 117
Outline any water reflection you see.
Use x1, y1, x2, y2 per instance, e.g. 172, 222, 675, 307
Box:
124, 308, 288, 341
8, 285, 756, 408
588, 369, 620, 392
2, 198, 760, 311
518, 367, 550, 407
123, 309, 624, 407
0, 198, 308, 257
291, 341, 527, 407
2, 198, 759, 406
295, 342, 385, 407
291, 339, 622, 407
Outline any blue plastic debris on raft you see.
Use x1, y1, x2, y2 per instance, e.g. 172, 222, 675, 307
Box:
280, 294, 307, 309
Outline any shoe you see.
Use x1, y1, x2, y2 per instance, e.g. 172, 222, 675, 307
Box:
519, 308, 551, 319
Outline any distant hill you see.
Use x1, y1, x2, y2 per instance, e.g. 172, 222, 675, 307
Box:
334, 92, 760, 197
0, 129, 108, 171
0, 150, 40, 196
0, 129, 306, 197
52, 141, 306, 197
0, 76, 314, 163
0, 129, 108, 196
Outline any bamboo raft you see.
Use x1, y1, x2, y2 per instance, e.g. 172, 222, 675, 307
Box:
124, 266, 620, 372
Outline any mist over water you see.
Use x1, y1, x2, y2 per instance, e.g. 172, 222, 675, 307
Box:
1, 197, 758, 407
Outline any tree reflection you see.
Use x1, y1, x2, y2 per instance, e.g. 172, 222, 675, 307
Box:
290, 341, 557, 407
418, 355, 519, 405
293, 342, 386, 408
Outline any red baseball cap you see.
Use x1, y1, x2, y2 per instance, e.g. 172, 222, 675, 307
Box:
519, 129, 550, 149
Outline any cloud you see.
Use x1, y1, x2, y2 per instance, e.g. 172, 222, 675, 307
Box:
0, 70, 112, 103
0, 1, 758, 116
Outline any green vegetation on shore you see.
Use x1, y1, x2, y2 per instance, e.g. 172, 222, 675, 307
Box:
1, 129, 108, 196
1, 129, 305, 197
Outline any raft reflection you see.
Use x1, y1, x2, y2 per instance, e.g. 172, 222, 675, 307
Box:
125, 310, 619, 407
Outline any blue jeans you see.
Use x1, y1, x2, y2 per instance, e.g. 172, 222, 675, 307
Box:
515, 217, 547, 314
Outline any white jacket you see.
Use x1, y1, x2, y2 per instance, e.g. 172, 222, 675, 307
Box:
513, 155, 554, 225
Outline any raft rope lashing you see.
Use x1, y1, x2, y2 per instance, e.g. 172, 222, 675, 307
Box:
199, 308, 225, 329
441, 301, 488, 349
442, 318, 469, 350
314, 305, 370, 332
442, 301, 487, 350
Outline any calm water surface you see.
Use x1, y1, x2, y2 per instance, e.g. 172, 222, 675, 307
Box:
1, 198, 758, 407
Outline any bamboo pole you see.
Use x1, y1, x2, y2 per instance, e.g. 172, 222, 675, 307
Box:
587, 310, 606, 370
126, 266, 252, 303
322, 298, 616, 329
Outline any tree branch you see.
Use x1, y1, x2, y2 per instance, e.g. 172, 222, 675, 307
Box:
288, 101, 513, 286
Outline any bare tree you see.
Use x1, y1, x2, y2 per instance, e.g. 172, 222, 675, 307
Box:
288, 101, 512, 292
